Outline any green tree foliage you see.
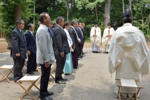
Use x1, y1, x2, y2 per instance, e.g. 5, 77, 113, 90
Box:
0, 0, 34, 41
0, 0, 150, 41
132, 0, 150, 36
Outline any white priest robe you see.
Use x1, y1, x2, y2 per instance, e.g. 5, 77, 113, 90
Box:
90, 27, 101, 52
102, 27, 115, 52
109, 23, 150, 96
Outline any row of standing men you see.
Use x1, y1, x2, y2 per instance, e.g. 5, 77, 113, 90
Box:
10, 12, 85, 100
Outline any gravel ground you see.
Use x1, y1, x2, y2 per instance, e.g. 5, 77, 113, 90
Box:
0, 48, 150, 100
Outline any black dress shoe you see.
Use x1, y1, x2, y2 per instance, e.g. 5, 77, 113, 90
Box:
81, 52, 84, 55
48, 91, 54, 96
32, 69, 38, 72
55, 80, 66, 84
78, 56, 82, 58
40, 95, 53, 100
61, 78, 67, 81
27, 72, 34, 74
92, 51, 96, 53
103, 51, 109, 54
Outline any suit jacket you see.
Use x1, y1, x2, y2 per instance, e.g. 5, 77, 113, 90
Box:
36, 24, 55, 64
54, 25, 70, 56
69, 27, 79, 54
25, 30, 36, 54
81, 27, 85, 41
76, 27, 84, 44
11, 28, 27, 59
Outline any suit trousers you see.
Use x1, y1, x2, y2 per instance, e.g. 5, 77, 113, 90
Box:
81, 42, 84, 53
27, 53, 36, 73
55, 55, 66, 82
13, 58, 25, 82
72, 53, 78, 69
78, 43, 83, 56
40, 64, 51, 97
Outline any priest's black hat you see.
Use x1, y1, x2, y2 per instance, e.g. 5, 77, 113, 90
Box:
94, 21, 98, 24
123, 9, 131, 18
123, 9, 132, 23
107, 22, 111, 26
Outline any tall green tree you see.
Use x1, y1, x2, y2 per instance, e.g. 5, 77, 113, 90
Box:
104, 0, 111, 26
0, 0, 34, 41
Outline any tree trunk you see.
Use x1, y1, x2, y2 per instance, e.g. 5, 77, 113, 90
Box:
14, 5, 21, 21
71, 0, 73, 9
52, 0, 56, 11
122, 0, 125, 14
95, 6, 98, 21
104, 0, 111, 27
66, 0, 69, 21
33, 0, 35, 25
128, 0, 132, 18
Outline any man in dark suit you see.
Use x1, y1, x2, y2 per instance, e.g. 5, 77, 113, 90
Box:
76, 23, 84, 58
69, 20, 80, 69
25, 23, 36, 74
80, 23, 85, 55
11, 19, 26, 82
54, 16, 70, 84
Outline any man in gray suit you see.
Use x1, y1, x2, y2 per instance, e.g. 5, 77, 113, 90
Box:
11, 19, 26, 82
36, 12, 55, 100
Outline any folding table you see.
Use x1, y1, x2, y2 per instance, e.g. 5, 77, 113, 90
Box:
17, 75, 40, 100
0, 65, 13, 83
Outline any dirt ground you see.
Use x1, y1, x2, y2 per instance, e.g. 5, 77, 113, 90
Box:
0, 41, 9, 53
0, 40, 150, 53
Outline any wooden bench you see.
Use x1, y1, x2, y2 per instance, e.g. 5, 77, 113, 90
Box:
37, 64, 56, 84
116, 79, 143, 100
0, 65, 13, 83
17, 75, 40, 100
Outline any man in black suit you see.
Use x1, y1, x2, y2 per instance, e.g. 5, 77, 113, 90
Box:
76, 23, 84, 58
80, 23, 85, 55
69, 20, 80, 69
54, 16, 70, 84
11, 19, 26, 82
25, 23, 36, 74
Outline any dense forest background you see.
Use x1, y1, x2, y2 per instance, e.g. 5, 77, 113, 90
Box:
0, 0, 150, 41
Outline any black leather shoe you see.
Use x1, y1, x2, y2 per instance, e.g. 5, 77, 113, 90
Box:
32, 69, 38, 72
40, 96, 53, 100
27, 72, 34, 74
61, 78, 67, 81
55, 80, 66, 84
78, 56, 82, 58
48, 91, 54, 96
